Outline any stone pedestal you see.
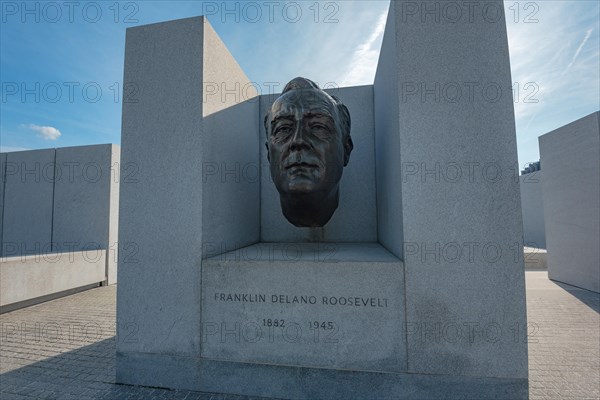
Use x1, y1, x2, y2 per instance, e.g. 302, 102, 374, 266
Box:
201, 243, 405, 372
117, 2, 528, 398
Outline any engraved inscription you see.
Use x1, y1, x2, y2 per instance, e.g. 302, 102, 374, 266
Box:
213, 292, 389, 308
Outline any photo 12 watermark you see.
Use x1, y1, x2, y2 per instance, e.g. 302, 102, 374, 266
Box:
1, 1, 140, 24
1, 81, 140, 104
397, 1, 540, 24
200, 1, 340, 24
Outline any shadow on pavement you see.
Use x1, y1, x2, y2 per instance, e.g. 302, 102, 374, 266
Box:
551, 280, 600, 314
0, 337, 247, 399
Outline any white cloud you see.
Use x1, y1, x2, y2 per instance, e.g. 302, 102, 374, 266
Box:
340, 9, 388, 87
28, 124, 62, 140
564, 28, 594, 74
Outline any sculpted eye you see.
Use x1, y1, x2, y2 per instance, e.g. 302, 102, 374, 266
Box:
311, 123, 330, 132
274, 125, 292, 136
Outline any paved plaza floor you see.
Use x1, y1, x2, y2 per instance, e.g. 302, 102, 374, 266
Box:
1, 271, 598, 399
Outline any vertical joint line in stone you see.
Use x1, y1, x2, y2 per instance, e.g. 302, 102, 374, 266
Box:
103, 147, 113, 285
258, 98, 263, 241
50, 148, 57, 252
0, 153, 7, 258
395, 61, 410, 373
403, 269, 409, 371
104, 243, 109, 285
370, 87, 379, 245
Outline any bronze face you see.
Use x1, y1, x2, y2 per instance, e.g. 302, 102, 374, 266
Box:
265, 78, 353, 227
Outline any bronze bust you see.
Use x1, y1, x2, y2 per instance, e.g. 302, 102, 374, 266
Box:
264, 77, 353, 227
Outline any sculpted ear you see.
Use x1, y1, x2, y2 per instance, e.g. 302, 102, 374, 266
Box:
265, 141, 270, 162
343, 136, 353, 166
264, 113, 271, 134
264, 113, 271, 162
334, 101, 352, 167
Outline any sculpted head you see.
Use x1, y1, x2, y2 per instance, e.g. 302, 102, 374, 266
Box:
264, 77, 353, 227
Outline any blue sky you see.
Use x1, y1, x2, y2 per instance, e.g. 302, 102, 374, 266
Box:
1, 0, 598, 168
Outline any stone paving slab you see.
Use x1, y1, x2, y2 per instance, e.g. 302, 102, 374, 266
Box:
526, 272, 599, 399
1, 271, 598, 399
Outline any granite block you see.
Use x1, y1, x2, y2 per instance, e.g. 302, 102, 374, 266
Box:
539, 111, 600, 293
107, 144, 120, 284
374, 6, 403, 258
117, 16, 207, 356
117, 351, 528, 399
202, 20, 260, 254
117, 16, 260, 365
201, 243, 405, 372
374, 0, 528, 380
2, 149, 55, 257
520, 171, 546, 248
0, 152, 6, 256
0, 250, 106, 307
52, 144, 113, 253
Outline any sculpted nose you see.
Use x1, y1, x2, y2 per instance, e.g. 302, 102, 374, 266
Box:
289, 124, 310, 151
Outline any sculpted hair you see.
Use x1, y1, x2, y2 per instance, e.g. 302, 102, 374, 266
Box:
264, 77, 353, 147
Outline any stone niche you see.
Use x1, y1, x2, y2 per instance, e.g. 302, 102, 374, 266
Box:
117, 2, 528, 399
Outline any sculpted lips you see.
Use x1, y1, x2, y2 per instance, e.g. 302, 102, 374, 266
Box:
285, 162, 318, 170
286, 162, 319, 177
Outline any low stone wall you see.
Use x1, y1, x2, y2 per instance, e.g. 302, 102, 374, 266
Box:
0, 144, 120, 285
524, 246, 547, 270
0, 250, 106, 313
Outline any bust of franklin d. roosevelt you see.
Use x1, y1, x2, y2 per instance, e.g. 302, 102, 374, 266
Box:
264, 77, 353, 227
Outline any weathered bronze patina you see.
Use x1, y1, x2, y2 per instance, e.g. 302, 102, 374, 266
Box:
264, 77, 353, 227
